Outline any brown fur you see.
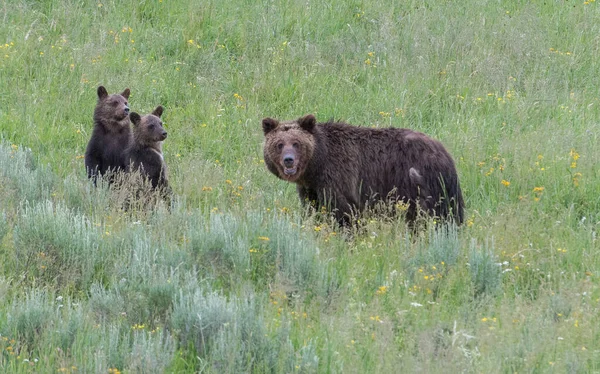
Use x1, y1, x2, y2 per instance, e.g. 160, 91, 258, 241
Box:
262, 114, 464, 225
84, 86, 131, 184
125, 106, 170, 196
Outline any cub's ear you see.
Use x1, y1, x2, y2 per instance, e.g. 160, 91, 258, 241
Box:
262, 117, 279, 135
298, 114, 316, 132
97, 86, 108, 100
121, 88, 131, 99
152, 105, 164, 118
130, 112, 142, 126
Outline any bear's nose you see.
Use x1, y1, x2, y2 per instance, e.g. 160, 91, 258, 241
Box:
162, 131, 168, 138
124, 106, 130, 114
283, 155, 294, 168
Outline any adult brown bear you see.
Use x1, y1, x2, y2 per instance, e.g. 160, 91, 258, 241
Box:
262, 114, 464, 226
84, 86, 131, 185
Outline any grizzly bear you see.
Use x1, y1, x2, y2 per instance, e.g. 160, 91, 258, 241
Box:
262, 114, 464, 225
84, 86, 131, 184
125, 106, 171, 197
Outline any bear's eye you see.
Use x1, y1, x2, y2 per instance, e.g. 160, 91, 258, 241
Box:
277, 143, 284, 150
111, 101, 119, 107
148, 124, 155, 130
292, 142, 299, 148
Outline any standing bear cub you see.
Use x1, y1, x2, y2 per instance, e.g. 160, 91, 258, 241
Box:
85, 86, 131, 184
262, 114, 464, 225
125, 106, 171, 197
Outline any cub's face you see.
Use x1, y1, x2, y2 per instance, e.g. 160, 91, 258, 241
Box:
96, 86, 130, 122
130, 106, 167, 146
262, 114, 316, 183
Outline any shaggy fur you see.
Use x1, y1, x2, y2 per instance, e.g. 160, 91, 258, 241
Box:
262, 114, 464, 225
84, 86, 131, 184
125, 106, 170, 195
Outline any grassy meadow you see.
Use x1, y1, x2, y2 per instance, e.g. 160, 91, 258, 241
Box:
1, 0, 600, 372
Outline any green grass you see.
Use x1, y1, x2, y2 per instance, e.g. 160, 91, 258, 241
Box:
2, 0, 600, 372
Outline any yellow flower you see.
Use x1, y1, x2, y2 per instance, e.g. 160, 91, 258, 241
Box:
225, 179, 232, 184
501, 180, 510, 187
375, 286, 388, 295
570, 149, 580, 161
258, 236, 270, 241
533, 186, 544, 193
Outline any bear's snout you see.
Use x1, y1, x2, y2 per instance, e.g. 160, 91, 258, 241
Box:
124, 106, 130, 114
161, 131, 168, 140
283, 154, 295, 168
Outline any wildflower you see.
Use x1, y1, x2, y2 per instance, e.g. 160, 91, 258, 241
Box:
201, 186, 212, 191
258, 236, 270, 241
375, 286, 388, 295
225, 179, 232, 184
533, 186, 544, 193
501, 180, 510, 187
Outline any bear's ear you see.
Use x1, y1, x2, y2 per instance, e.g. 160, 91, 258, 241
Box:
121, 88, 131, 99
152, 105, 164, 118
130, 112, 142, 126
298, 114, 316, 132
97, 86, 108, 100
262, 118, 279, 135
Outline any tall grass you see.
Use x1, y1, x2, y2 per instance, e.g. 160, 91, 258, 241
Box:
1, 0, 600, 372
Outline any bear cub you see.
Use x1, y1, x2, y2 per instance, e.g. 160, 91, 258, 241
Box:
262, 114, 464, 226
125, 106, 170, 196
85, 86, 132, 184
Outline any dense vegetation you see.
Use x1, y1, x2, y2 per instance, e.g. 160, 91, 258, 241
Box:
1, 0, 600, 372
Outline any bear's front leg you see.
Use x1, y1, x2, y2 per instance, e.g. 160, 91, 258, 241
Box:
297, 186, 319, 207
316, 188, 353, 226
